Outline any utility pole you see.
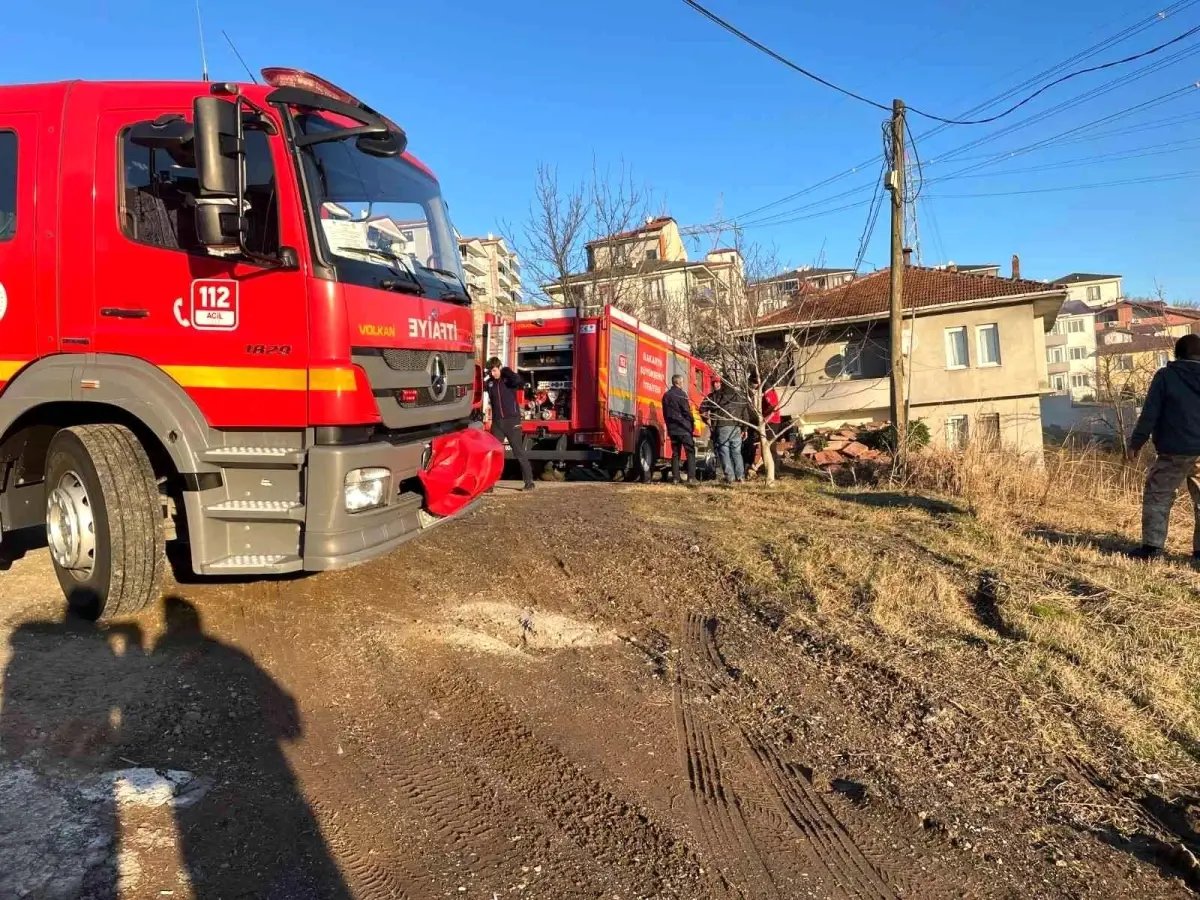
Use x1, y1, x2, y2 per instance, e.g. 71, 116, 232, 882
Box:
887, 99, 908, 460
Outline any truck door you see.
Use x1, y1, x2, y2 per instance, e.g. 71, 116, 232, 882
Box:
0, 116, 40, 390
91, 108, 311, 428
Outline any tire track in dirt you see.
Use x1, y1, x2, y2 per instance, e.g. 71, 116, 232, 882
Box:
425, 661, 719, 898
675, 609, 903, 900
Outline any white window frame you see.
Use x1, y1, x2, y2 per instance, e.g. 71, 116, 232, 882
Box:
1047, 345, 1066, 364
1051, 374, 1067, 392
1086, 285, 1101, 302
944, 326, 969, 370
1067, 318, 1086, 334
1069, 346, 1088, 361
945, 415, 969, 448
975, 323, 1001, 367
1070, 373, 1089, 388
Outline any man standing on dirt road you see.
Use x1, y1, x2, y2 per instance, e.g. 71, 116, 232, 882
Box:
701, 375, 749, 484
485, 357, 535, 492
661, 374, 697, 486
1126, 333, 1200, 560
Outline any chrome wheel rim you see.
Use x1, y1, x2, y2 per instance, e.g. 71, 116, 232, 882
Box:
46, 470, 96, 579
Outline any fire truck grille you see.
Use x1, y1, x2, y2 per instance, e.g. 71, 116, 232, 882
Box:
380, 349, 472, 371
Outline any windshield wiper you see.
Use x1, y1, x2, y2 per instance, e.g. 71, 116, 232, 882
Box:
417, 264, 472, 304
334, 246, 428, 295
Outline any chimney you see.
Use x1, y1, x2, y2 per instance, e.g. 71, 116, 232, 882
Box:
1011, 254, 1021, 280
902, 247, 913, 267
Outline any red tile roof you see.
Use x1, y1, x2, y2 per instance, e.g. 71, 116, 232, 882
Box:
585, 216, 675, 247
755, 266, 1062, 328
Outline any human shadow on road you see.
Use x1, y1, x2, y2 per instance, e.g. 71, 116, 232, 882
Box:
0, 597, 352, 900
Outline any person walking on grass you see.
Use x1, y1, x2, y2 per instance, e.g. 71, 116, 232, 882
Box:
485, 356, 535, 491
661, 374, 697, 486
701, 374, 749, 484
1126, 333, 1200, 560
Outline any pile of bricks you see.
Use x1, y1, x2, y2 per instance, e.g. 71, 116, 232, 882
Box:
797, 426, 888, 471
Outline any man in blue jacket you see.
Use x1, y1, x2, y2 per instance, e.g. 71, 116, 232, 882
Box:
1126, 333, 1200, 559
485, 357, 535, 491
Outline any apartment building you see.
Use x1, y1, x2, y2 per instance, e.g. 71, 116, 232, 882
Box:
1054, 272, 1123, 309
1044, 299, 1097, 399
459, 233, 522, 340
542, 216, 745, 333
748, 266, 1067, 456
751, 266, 856, 314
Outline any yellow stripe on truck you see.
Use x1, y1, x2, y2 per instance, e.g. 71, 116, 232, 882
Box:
0, 360, 29, 381
161, 366, 358, 392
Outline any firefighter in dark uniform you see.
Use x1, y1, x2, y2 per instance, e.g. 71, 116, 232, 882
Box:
485, 357, 535, 491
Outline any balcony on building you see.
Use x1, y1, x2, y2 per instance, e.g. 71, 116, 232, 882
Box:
1047, 360, 1070, 375
1044, 332, 1068, 347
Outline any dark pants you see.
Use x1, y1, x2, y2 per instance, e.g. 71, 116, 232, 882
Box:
668, 430, 696, 484
491, 417, 533, 486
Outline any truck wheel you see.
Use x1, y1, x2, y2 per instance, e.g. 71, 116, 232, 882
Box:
634, 432, 657, 484
44, 425, 166, 620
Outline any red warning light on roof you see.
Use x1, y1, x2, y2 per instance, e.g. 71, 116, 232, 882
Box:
261, 67, 403, 135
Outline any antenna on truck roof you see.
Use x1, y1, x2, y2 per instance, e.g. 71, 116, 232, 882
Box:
222, 30, 260, 84
194, 0, 209, 81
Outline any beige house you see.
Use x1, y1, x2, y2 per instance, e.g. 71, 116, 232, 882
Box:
459, 233, 522, 343
749, 266, 1067, 456
542, 217, 745, 334
1054, 272, 1123, 309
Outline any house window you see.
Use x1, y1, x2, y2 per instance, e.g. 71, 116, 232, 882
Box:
1069, 346, 1088, 360
1158, 352, 1170, 368
1114, 356, 1134, 371
0, 131, 14, 241
1070, 374, 1090, 388
1086, 285, 1101, 302
1051, 320, 1066, 336
648, 278, 666, 302
598, 284, 614, 304
1051, 374, 1067, 392
841, 341, 865, 377
1067, 318, 1086, 334
945, 415, 969, 449
978, 414, 1000, 449
1047, 346, 1065, 364
645, 249, 658, 261
121, 121, 280, 256
976, 324, 1001, 367
945, 327, 969, 369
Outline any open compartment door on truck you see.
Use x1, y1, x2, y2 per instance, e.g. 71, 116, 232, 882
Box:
482, 316, 513, 368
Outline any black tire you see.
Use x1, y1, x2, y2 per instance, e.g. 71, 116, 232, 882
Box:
44, 424, 166, 620
634, 432, 657, 484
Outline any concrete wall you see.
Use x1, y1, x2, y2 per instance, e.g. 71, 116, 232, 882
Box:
915, 395, 1045, 456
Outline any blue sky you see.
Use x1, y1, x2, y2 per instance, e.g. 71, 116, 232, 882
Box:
5, 0, 1199, 299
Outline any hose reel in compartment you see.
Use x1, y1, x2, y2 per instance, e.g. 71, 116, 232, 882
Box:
516, 335, 574, 421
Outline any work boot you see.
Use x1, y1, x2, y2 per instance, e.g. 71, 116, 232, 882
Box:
1128, 545, 1164, 561
522, 482, 536, 492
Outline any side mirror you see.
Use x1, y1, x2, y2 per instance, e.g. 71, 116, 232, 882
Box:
192, 96, 245, 246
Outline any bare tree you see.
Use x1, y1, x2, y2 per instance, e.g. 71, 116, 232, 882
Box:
505, 159, 656, 313
1094, 350, 1162, 448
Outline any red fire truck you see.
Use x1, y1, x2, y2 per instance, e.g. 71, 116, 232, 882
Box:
482, 306, 714, 481
0, 69, 503, 618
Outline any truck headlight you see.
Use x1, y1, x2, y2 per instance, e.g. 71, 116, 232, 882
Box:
344, 467, 390, 513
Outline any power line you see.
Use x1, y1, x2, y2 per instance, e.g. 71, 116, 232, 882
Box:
923, 168, 1200, 198
934, 136, 1200, 179
680, 0, 1200, 125
732, 83, 1198, 229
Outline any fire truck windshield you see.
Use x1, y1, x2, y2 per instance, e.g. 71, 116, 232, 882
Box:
293, 112, 469, 304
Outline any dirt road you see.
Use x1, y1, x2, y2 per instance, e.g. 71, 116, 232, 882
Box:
0, 483, 1190, 898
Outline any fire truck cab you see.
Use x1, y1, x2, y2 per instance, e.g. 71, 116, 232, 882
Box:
0, 70, 502, 618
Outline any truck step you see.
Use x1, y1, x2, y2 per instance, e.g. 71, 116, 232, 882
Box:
208, 554, 303, 574
201, 446, 305, 468
204, 499, 305, 522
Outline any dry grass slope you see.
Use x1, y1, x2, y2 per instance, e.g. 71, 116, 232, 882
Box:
635, 447, 1200, 892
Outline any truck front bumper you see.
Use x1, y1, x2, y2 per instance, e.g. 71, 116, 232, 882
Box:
302, 425, 503, 571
